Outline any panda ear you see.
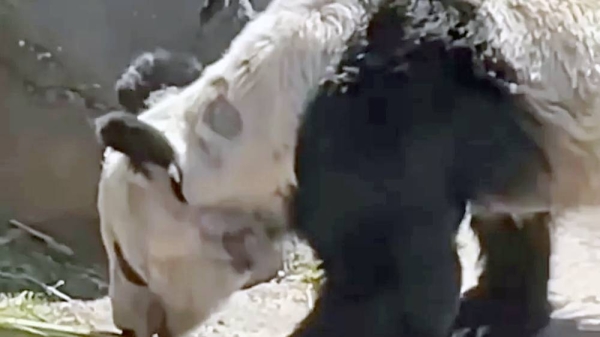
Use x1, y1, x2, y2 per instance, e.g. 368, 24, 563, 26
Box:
95, 110, 175, 175
202, 94, 243, 140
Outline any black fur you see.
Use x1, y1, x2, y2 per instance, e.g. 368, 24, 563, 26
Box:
106, 5, 551, 335
457, 213, 551, 337
115, 49, 202, 113
291, 7, 547, 337
95, 111, 175, 174
94, 111, 188, 204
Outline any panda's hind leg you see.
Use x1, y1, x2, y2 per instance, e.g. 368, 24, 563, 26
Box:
455, 212, 552, 336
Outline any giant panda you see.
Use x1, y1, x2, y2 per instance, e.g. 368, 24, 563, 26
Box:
95, 0, 600, 336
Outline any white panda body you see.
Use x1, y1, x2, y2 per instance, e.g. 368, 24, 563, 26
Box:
470, 0, 600, 210
136, 0, 378, 212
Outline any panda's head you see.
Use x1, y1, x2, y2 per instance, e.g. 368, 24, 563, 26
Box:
94, 110, 188, 204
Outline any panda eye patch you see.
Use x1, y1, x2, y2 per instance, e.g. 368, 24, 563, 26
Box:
168, 163, 188, 204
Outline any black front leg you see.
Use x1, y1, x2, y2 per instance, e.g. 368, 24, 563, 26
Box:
291, 174, 465, 337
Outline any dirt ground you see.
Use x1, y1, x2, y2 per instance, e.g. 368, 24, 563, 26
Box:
3, 208, 600, 337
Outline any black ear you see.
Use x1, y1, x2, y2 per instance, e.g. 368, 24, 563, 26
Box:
115, 49, 202, 113
94, 111, 176, 177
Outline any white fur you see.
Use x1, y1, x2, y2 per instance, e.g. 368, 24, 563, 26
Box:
99, 156, 284, 337
465, 0, 600, 211
139, 0, 379, 211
